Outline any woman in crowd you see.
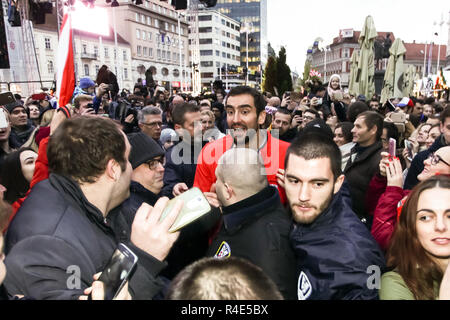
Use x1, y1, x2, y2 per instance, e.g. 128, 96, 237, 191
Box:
323, 74, 347, 122
425, 124, 442, 149
333, 122, 355, 171
380, 175, 450, 300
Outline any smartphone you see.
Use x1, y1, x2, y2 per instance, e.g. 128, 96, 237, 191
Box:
0, 92, 16, 106
388, 138, 396, 157
404, 140, 414, 161
284, 91, 291, 98
89, 243, 138, 300
293, 110, 303, 117
0, 109, 8, 129
159, 187, 211, 233
385, 100, 396, 112
316, 98, 323, 105
31, 93, 47, 101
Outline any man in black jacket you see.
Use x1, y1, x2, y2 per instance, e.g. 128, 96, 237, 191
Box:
3, 116, 183, 300
207, 148, 297, 300
284, 133, 385, 300
344, 111, 383, 228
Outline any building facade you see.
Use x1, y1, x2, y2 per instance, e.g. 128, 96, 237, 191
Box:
188, 9, 242, 90
113, 0, 191, 92
403, 41, 447, 77
215, 0, 267, 85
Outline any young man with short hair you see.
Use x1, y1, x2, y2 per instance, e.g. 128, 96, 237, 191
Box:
284, 133, 385, 300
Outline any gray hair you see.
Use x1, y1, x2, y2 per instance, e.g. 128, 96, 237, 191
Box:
138, 106, 162, 123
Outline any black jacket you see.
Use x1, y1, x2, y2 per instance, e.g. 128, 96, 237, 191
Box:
207, 186, 298, 300
290, 190, 386, 300
121, 181, 160, 227
161, 140, 206, 198
344, 141, 383, 226
10, 122, 35, 147
4, 174, 168, 300
404, 134, 447, 190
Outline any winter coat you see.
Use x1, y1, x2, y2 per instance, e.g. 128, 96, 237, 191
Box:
4, 174, 169, 300
290, 190, 386, 300
207, 185, 298, 300
344, 141, 383, 227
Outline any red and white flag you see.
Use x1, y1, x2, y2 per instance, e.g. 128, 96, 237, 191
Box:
56, 13, 75, 108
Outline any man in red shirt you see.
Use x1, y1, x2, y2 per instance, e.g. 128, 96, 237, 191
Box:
194, 86, 290, 204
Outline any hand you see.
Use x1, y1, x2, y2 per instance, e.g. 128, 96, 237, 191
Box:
386, 157, 404, 188
203, 183, 221, 208
50, 106, 70, 135
439, 261, 450, 300
172, 182, 188, 197
281, 95, 291, 107
130, 199, 183, 261
124, 114, 134, 124
291, 115, 302, 128
310, 97, 319, 107
379, 152, 390, 177
79, 273, 132, 300
276, 168, 285, 190
81, 108, 96, 116
96, 83, 109, 98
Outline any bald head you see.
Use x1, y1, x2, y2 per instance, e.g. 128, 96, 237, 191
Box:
172, 95, 185, 107
267, 97, 281, 107
215, 148, 268, 206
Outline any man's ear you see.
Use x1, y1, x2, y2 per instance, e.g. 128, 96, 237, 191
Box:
106, 159, 120, 181
333, 174, 345, 194
224, 183, 234, 200
258, 110, 267, 126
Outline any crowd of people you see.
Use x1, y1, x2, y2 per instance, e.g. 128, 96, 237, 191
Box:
0, 69, 449, 300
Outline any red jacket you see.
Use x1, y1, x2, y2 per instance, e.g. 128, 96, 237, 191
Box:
370, 174, 410, 251
193, 132, 290, 204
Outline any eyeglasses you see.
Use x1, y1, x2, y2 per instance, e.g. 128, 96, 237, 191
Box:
303, 115, 315, 121
428, 153, 450, 167
142, 121, 162, 128
146, 157, 165, 170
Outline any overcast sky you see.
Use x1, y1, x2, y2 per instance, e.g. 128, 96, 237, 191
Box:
267, 0, 450, 74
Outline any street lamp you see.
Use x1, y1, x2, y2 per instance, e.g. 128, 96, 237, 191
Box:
323, 45, 331, 83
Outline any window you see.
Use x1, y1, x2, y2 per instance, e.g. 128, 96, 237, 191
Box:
143, 47, 147, 56
136, 29, 140, 39
182, 54, 185, 62
157, 49, 161, 59
114, 49, 117, 59
123, 50, 127, 60
154, 19, 159, 28
142, 32, 146, 41
149, 48, 153, 58
84, 64, 89, 76
148, 32, 152, 41
135, 13, 139, 22
162, 50, 166, 60
82, 44, 87, 54
95, 65, 99, 74
124, 68, 128, 79
199, 27, 212, 33
104, 47, 109, 58
199, 15, 212, 21
200, 50, 213, 56
94, 46, 98, 57
147, 17, 151, 25
199, 38, 213, 45
171, 24, 175, 33
137, 45, 142, 56
201, 61, 213, 67
216, 50, 220, 56
47, 60, 54, 73
44, 38, 51, 49
141, 14, 145, 24
165, 22, 169, 31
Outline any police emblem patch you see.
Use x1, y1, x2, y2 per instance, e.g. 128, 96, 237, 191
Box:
297, 271, 312, 300
214, 241, 231, 259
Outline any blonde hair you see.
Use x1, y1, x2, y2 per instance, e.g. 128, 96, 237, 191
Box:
201, 110, 215, 122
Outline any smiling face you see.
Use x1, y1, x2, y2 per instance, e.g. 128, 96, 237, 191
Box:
426, 126, 441, 149
10, 107, 28, 127
415, 187, 450, 263
20, 150, 38, 183
226, 94, 266, 146
330, 77, 340, 90
284, 154, 344, 225
418, 147, 450, 181
417, 124, 431, 145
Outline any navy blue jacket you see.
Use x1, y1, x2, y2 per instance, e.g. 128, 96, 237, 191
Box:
161, 140, 206, 198
404, 134, 447, 190
121, 181, 160, 227
290, 189, 386, 300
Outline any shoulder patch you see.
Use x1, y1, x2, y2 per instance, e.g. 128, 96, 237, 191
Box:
214, 241, 231, 259
297, 271, 312, 300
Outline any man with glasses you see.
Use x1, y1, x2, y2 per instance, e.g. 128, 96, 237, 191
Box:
301, 109, 320, 129
138, 106, 164, 148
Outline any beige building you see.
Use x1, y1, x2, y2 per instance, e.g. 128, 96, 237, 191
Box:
112, 0, 191, 91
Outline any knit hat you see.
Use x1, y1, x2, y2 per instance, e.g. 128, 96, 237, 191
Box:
128, 132, 165, 169
160, 128, 177, 145
5, 101, 24, 114
79, 77, 95, 89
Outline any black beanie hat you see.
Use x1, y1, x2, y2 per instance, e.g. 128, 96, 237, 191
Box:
301, 118, 334, 140
128, 132, 165, 169
5, 101, 24, 114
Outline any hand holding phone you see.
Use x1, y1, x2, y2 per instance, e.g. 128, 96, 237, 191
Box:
88, 243, 137, 300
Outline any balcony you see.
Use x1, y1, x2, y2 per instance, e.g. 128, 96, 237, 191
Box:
80, 52, 98, 60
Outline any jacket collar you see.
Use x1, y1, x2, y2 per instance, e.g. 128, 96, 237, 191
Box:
349, 140, 382, 164
129, 180, 160, 206
222, 185, 280, 233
